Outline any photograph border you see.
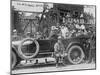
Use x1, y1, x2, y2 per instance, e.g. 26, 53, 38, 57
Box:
10, 0, 96, 74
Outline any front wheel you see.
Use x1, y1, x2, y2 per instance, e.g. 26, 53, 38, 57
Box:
18, 38, 39, 59
67, 45, 85, 65
11, 51, 17, 69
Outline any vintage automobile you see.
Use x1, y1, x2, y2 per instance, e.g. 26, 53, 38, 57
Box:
11, 34, 90, 69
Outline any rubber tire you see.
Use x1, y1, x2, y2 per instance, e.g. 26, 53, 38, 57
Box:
18, 38, 39, 59
11, 51, 17, 69
67, 45, 85, 65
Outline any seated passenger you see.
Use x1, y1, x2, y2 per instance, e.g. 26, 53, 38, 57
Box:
75, 24, 87, 36
60, 26, 70, 39
48, 26, 58, 39
35, 32, 42, 39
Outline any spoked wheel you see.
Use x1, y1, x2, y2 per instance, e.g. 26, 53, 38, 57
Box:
67, 45, 85, 65
11, 51, 17, 69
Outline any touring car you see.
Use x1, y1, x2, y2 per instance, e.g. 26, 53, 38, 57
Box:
11, 34, 90, 69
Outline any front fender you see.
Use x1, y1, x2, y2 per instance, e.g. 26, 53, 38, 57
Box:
12, 44, 22, 59
12, 44, 17, 53
66, 42, 84, 52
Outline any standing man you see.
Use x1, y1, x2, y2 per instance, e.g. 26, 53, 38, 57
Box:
88, 31, 96, 63
54, 36, 65, 67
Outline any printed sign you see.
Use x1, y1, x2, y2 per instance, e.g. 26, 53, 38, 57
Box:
12, 1, 44, 12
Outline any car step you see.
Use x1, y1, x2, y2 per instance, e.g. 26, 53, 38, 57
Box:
20, 57, 56, 66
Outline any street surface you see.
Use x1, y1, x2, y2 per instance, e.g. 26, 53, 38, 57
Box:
12, 62, 96, 74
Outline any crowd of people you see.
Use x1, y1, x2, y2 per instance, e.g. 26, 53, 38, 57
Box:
12, 8, 95, 41
43, 22, 88, 40
12, 21, 92, 41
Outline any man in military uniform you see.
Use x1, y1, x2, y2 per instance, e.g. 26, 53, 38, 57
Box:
54, 36, 65, 67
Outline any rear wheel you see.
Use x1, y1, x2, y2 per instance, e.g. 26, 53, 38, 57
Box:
67, 45, 85, 64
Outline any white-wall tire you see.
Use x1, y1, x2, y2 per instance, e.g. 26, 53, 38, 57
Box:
11, 51, 17, 69
18, 38, 39, 59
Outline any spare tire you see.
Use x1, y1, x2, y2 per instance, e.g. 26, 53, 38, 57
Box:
18, 38, 39, 59
67, 45, 85, 64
